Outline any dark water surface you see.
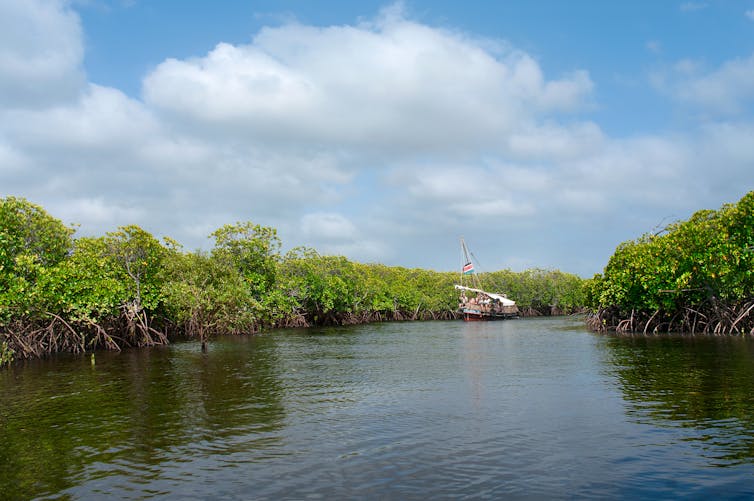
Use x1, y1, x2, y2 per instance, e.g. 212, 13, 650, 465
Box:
2, 317, 754, 499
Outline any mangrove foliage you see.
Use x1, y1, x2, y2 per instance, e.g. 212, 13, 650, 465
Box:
587, 191, 754, 335
0, 196, 586, 365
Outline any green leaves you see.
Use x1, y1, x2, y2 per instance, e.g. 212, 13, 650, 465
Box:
591, 191, 754, 317
103, 225, 167, 310
481, 268, 585, 313
0, 197, 73, 272
2, 198, 593, 364
0, 197, 75, 321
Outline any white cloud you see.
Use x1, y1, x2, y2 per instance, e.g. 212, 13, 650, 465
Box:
389, 131, 692, 235
50, 197, 145, 227
452, 199, 535, 218
298, 212, 387, 261
143, 8, 593, 154
143, 42, 318, 125
0, 0, 85, 108
747, 10, 754, 21
695, 122, 754, 184
392, 162, 544, 227
657, 53, 754, 114
0, 140, 28, 174
506, 121, 605, 160
301, 212, 358, 241
6, 84, 160, 150
539, 70, 594, 112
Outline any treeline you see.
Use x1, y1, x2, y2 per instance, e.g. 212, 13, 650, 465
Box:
586, 191, 754, 335
0, 197, 586, 364
479, 269, 586, 316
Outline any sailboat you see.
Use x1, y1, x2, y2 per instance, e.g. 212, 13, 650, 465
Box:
455, 238, 518, 321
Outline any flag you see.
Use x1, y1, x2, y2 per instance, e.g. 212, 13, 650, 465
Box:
463, 262, 474, 274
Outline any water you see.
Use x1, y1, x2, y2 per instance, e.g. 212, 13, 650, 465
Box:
2, 317, 754, 499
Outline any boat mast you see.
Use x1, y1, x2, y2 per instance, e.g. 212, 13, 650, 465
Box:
460, 237, 481, 289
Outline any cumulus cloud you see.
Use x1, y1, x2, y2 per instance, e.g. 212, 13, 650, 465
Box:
143, 7, 593, 154
0, 0, 85, 108
6, 84, 160, 150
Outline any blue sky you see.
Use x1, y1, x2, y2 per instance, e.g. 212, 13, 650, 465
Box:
2, 0, 754, 277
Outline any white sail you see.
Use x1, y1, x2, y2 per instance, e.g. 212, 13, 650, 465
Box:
454, 285, 516, 306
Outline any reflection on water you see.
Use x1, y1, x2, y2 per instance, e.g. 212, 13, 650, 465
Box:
1, 318, 754, 499
0, 335, 284, 499
605, 335, 754, 466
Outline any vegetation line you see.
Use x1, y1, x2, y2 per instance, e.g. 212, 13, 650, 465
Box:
1, 197, 586, 366
585, 191, 754, 336
4, 191, 752, 366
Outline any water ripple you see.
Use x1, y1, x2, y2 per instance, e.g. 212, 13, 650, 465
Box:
2, 319, 754, 499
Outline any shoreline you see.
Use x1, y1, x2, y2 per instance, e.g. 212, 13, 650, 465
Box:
1, 306, 586, 367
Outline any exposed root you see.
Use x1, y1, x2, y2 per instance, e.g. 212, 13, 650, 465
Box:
589, 298, 754, 336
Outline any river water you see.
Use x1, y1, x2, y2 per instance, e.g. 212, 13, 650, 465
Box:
2, 317, 754, 499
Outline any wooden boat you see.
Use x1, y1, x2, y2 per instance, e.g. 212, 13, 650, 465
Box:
455, 239, 518, 321
455, 285, 518, 321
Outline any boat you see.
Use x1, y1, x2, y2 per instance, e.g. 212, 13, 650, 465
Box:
455, 238, 518, 321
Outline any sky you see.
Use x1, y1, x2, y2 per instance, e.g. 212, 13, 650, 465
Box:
1, 0, 753, 277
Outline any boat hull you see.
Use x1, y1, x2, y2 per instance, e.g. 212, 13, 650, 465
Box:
461, 309, 517, 321
455, 283, 518, 322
